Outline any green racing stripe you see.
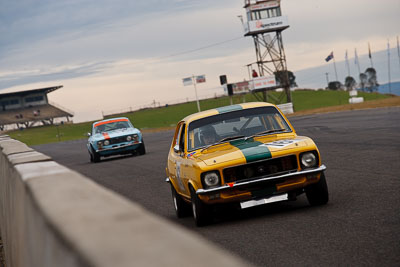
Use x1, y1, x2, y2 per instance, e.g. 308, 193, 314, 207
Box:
230, 139, 271, 163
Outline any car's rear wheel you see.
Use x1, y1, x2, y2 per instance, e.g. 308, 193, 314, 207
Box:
190, 186, 210, 227
305, 172, 329, 206
171, 184, 191, 218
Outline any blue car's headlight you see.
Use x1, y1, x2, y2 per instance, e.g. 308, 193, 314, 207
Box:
104, 140, 110, 146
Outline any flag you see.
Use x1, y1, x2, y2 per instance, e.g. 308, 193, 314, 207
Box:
368, 43, 372, 59
195, 75, 206, 83
325, 51, 334, 62
182, 77, 193, 86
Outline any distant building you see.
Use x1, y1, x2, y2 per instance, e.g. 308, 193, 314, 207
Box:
0, 85, 73, 131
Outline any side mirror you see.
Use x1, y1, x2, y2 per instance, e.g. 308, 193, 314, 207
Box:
173, 144, 180, 153
87, 133, 91, 137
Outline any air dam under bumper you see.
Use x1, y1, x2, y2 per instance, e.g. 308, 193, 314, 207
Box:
196, 164, 327, 195
96, 142, 141, 153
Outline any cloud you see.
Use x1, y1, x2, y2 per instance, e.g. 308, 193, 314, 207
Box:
0, 61, 112, 90
0, 0, 246, 89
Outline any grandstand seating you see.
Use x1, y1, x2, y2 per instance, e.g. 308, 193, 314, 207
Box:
0, 104, 72, 130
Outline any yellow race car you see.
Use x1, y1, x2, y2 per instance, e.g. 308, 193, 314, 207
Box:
166, 102, 328, 226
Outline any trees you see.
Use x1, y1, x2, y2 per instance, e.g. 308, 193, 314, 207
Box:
274, 70, 297, 88
359, 73, 367, 91
357, 68, 378, 92
328, 81, 342, 90
365, 68, 379, 92
344, 76, 356, 91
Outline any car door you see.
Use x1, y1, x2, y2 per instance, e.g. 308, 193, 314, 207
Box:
168, 122, 187, 195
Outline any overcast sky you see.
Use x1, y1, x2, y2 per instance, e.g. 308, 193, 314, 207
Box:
1, 0, 399, 122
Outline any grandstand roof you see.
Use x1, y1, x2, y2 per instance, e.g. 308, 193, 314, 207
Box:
0, 85, 63, 98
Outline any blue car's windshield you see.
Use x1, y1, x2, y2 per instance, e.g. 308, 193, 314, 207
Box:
93, 120, 131, 134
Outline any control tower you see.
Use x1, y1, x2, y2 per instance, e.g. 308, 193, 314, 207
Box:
242, 0, 291, 103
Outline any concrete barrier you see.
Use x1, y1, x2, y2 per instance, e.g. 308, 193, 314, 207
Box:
0, 135, 250, 267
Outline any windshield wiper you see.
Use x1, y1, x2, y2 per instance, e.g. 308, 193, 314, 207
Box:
219, 135, 245, 143
246, 129, 287, 140
201, 135, 245, 152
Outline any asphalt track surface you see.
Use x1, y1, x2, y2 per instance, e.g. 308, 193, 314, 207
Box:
34, 107, 400, 266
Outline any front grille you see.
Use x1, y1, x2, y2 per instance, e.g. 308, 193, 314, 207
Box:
109, 135, 129, 145
223, 155, 298, 183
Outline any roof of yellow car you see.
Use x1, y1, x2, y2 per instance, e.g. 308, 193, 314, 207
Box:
181, 102, 277, 123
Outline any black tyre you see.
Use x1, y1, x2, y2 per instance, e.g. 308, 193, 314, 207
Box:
171, 184, 191, 218
306, 172, 329, 206
90, 146, 100, 163
190, 186, 210, 227
138, 141, 146, 155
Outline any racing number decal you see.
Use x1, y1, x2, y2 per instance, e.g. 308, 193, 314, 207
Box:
175, 162, 185, 191
265, 139, 299, 148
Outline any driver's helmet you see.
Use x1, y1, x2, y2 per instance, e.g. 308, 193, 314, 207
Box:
199, 125, 218, 145
96, 124, 105, 133
116, 122, 126, 129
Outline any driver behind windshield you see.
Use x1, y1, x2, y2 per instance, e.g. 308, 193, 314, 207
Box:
199, 125, 219, 146
95, 125, 105, 134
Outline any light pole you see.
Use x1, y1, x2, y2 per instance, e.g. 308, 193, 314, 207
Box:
325, 72, 329, 88
192, 75, 201, 112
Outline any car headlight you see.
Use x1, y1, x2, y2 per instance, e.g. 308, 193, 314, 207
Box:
104, 140, 110, 146
126, 135, 132, 141
201, 171, 221, 189
133, 134, 139, 142
97, 141, 103, 146
300, 152, 317, 169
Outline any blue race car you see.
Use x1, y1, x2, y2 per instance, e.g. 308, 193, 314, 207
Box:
87, 117, 145, 162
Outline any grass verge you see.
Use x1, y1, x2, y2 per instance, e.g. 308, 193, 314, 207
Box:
5, 91, 397, 146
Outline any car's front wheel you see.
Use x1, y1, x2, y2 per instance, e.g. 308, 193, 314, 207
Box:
138, 141, 146, 155
305, 172, 329, 206
190, 186, 210, 227
171, 184, 191, 218
89, 146, 100, 163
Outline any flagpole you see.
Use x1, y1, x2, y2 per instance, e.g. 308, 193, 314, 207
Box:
397, 36, 400, 75
355, 48, 361, 75
387, 40, 392, 94
192, 75, 201, 112
333, 56, 338, 81
368, 43, 374, 68
345, 50, 350, 76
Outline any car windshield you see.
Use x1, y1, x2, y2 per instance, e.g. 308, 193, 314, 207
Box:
187, 106, 292, 151
93, 120, 130, 134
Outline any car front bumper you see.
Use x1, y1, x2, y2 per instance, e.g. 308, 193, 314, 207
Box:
96, 142, 142, 155
196, 164, 326, 195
